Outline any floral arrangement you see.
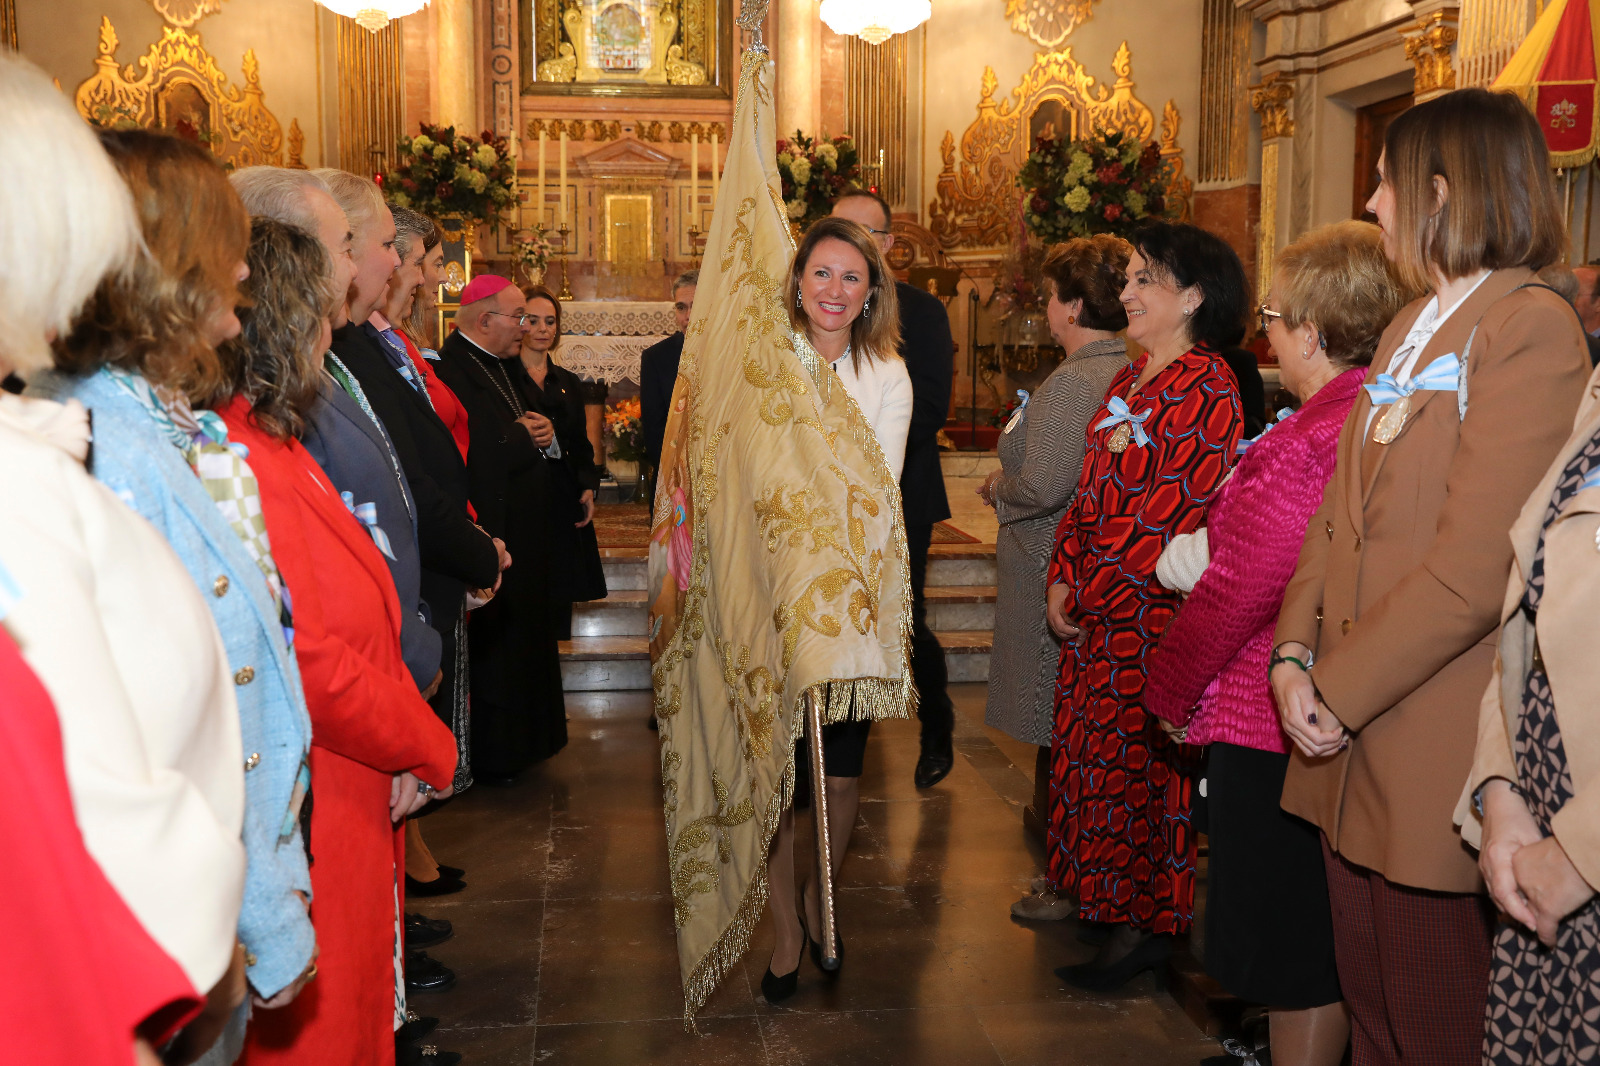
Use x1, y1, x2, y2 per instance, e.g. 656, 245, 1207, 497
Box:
776, 131, 861, 229
988, 394, 1024, 428
604, 397, 646, 465
1016, 127, 1172, 243
991, 240, 1049, 318
381, 124, 518, 229
511, 224, 558, 283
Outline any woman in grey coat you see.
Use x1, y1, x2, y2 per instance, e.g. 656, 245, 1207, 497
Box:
980, 236, 1131, 916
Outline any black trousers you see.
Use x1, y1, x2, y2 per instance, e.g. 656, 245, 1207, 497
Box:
906, 521, 952, 742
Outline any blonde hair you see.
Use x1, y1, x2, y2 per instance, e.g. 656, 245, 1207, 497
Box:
1276, 220, 1411, 370
0, 53, 141, 376
56, 128, 249, 400
785, 216, 901, 371
311, 168, 388, 240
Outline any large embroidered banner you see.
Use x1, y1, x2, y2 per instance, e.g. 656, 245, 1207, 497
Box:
646, 46, 914, 1028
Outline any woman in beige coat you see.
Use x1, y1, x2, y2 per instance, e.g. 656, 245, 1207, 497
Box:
1466, 368, 1600, 1062
1270, 88, 1589, 1065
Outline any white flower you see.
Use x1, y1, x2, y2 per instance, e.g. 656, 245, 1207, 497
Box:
791, 158, 812, 185
1064, 185, 1091, 213
433, 144, 451, 161
474, 143, 499, 169
817, 142, 838, 170
787, 198, 806, 220
467, 170, 488, 193
777, 151, 794, 167
1126, 190, 1147, 215
410, 134, 433, 155
453, 163, 475, 185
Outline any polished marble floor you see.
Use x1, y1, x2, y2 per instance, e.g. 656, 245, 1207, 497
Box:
412, 684, 1220, 1064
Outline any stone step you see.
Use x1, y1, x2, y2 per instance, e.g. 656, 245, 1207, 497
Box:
601, 552, 648, 591
926, 550, 996, 587
570, 586, 997, 639
925, 585, 996, 632
559, 628, 993, 692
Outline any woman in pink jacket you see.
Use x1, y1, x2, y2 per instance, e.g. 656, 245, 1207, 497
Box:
1145, 221, 1407, 1066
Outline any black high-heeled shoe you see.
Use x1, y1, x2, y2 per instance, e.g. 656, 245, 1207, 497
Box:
799, 905, 843, 975
1054, 933, 1172, 992
761, 940, 804, 1004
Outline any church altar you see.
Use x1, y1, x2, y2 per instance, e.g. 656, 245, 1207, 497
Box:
554, 300, 674, 385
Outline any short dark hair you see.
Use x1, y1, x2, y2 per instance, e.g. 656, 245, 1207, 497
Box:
833, 187, 892, 232
1041, 235, 1132, 332
1130, 220, 1249, 350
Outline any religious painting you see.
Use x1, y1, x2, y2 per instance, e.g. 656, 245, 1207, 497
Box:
155, 78, 216, 147
522, 0, 732, 96
1027, 97, 1075, 150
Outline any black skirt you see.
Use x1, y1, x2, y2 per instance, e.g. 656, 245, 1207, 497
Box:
1203, 742, 1342, 1009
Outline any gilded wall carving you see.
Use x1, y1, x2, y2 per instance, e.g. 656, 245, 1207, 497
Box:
336, 17, 403, 176
148, 0, 224, 29
1004, 0, 1095, 50
1404, 11, 1458, 98
928, 42, 1187, 252
1250, 73, 1294, 141
75, 16, 285, 167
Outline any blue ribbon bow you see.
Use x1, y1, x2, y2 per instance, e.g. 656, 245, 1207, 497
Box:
1237, 407, 1297, 454
1094, 395, 1153, 448
1364, 352, 1461, 406
341, 491, 396, 560
1015, 389, 1030, 412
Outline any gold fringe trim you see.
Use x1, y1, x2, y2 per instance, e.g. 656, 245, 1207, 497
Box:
680, 742, 798, 1031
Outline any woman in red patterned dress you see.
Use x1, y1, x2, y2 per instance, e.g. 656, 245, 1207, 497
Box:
1044, 221, 1249, 990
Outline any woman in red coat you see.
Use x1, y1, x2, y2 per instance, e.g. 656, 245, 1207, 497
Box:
215, 218, 458, 1066
1044, 221, 1247, 991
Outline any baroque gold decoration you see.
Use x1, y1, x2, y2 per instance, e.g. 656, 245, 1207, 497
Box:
929, 41, 1177, 251
527, 0, 723, 91
1198, 0, 1250, 183
1251, 73, 1294, 141
1257, 140, 1279, 302
287, 118, 307, 168
148, 0, 223, 29
1405, 11, 1459, 98
1004, 0, 1094, 50
526, 116, 624, 139
336, 15, 404, 175
1159, 100, 1193, 222
845, 33, 907, 205
75, 16, 285, 168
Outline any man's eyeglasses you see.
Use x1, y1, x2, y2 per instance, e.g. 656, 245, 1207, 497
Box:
1257, 303, 1283, 333
487, 311, 532, 326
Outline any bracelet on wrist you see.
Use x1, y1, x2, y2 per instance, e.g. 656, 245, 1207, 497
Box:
1270, 652, 1310, 675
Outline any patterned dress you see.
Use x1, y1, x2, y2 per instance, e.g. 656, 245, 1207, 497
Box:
1046, 344, 1242, 934
1485, 428, 1600, 1065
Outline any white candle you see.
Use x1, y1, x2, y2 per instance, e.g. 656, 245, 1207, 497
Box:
538, 128, 547, 227
559, 128, 568, 228
711, 128, 719, 208
690, 130, 700, 227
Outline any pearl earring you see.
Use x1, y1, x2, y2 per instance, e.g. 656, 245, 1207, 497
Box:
1182, 307, 1194, 317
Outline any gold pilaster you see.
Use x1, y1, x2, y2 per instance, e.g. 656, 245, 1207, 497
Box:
1404, 11, 1459, 100
845, 32, 907, 206
336, 16, 404, 178
1257, 141, 1278, 302
1198, 0, 1250, 184
1250, 73, 1294, 142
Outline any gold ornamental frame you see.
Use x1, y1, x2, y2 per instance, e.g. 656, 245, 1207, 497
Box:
927, 41, 1190, 252
74, 16, 285, 168
522, 0, 734, 97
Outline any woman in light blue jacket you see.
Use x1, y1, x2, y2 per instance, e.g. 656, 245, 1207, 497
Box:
31, 131, 317, 1053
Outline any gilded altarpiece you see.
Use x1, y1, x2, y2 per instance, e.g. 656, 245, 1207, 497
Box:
928, 41, 1192, 255
523, 0, 731, 94
74, 8, 288, 168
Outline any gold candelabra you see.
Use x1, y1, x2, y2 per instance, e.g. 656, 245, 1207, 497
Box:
556, 222, 574, 301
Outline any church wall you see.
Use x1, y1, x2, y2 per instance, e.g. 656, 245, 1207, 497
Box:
15, 0, 332, 167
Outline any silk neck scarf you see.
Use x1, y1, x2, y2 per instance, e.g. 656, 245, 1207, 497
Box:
647, 47, 914, 1028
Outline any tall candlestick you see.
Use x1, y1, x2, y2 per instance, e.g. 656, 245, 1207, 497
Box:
538, 128, 547, 227
559, 128, 568, 227
690, 131, 700, 228
711, 129, 719, 208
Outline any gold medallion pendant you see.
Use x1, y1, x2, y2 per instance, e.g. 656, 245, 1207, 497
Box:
1372, 395, 1411, 445
1107, 422, 1132, 453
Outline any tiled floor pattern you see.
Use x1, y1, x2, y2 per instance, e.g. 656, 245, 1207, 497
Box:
413, 684, 1218, 1064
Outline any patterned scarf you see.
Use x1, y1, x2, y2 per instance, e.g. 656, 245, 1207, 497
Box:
102, 367, 293, 642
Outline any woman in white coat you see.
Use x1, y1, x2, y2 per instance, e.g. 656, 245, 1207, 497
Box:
0, 53, 247, 1063
760, 215, 912, 1003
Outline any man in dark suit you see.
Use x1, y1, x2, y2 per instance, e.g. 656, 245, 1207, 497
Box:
832, 190, 957, 789
640, 270, 698, 476
313, 172, 503, 730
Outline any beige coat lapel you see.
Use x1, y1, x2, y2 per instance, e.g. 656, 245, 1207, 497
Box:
1359, 270, 1535, 504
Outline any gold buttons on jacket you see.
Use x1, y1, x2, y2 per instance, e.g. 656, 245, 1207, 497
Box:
213, 575, 230, 597
244, 752, 261, 771
1341, 618, 1353, 635
234, 666, 256, 686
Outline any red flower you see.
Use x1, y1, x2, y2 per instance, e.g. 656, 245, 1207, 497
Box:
402, 178, 419, 193
1031, 193, 1050, 215
437, 181, 455, 199
1096, 162, 1124, 183
1103, 203, 1123, 222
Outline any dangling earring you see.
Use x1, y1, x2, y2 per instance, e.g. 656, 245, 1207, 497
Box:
862, 298, 871, 319
796, 290, 803, 309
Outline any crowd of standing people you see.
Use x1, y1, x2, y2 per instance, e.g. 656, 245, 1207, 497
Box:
1, 51, 602, 1065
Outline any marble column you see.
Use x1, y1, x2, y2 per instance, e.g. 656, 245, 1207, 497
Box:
435, 0, 478, 131
776, 0, 820, 136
